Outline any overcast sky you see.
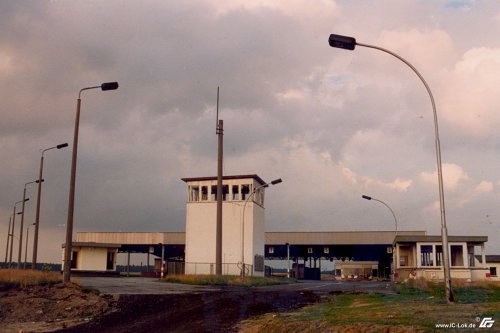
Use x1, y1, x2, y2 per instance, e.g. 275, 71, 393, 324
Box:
1, 0, 500, 263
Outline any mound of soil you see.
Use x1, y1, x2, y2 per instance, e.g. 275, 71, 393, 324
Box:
61, 288, 321, 333
0, 283, 116, 333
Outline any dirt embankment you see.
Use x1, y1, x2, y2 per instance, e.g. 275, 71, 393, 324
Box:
0, 283, 117, 333
1, 284, 320, 333
62, 288, 320, 333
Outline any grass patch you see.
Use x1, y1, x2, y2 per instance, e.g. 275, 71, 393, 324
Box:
239, 281, 500, 332
161, 274, 293, 287
0, 269, 61, 289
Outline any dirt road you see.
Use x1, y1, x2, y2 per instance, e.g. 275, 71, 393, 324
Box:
60, 278, 395, 333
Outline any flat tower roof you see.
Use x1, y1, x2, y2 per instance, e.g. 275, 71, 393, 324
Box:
181, 174, 266, 185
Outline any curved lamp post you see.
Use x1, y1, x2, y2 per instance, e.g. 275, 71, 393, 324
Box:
4, 217, 12, 265
9, 199, 28, 267
63, 82, 119, 283
18, 180, 43, 268
240, 178, 282, 279
32, 143, 68, 269
329, 34, 453, 302
362, 195, 398, 236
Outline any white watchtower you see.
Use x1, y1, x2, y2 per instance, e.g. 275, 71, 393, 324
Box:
181, 174, 267, 276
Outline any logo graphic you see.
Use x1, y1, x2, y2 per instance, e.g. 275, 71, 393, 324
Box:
479, 317, 495, 328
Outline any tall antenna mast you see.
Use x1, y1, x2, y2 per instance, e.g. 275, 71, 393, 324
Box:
215, 86, 223, 275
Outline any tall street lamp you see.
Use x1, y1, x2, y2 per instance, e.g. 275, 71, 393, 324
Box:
24, 223, 35, 269
18, 179, 43, 268
63, 82, 119, 284
4, 217, 12, 265
32, 142, 69, 270
9, 199, 28, 267
362, 195, 398, 236
329, 34, 453, 302
240, 178, 282, 279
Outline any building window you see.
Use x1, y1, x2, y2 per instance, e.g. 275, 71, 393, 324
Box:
451, 245, 464, 267
241, 184, 251, 200
189, 186, 199, 202
222, 185, 229, 201
232, 185, 239, 200
211, 185, 217, 201
420, 245, 433, 266
254, 188, 264, 206
436, 245, 443, 266
268, 246, 274, 254
201, 186, 208, 201
490, 267, 497, 277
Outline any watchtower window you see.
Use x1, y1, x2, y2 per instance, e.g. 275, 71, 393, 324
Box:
232, 185, 240, 200
189, 186, 199, 202
201, 186, 208, 201
241, 184, 251, 200
211, 185, 217, 201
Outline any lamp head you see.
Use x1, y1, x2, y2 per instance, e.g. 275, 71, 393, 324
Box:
329, 34, 356, 50
271, 178, 283, 185
57, 143, 69, 149
362, 195, 372, 200
101, 82, 119, 91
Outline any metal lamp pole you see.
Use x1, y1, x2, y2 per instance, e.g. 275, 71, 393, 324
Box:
32, 143, 68, 269
9, 199, 28, 267
63, 82, 119, 283
240, 178, 282, 279
4, 217, 12, 265
18, 180, 42, 269
329, 34, 453, 302
362, 195, 398, 236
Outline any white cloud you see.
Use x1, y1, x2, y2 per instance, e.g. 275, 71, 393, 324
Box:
363, 176, 412, 192
420, 163, 469, 190
474, 181, 493, 194
441, 47, 500, 137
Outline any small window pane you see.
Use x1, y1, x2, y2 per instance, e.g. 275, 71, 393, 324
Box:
201, 186, 208, 201
232, 185, 239, 200
211, 185, 217, 201
420, 245, 433, 266
189, 186, 199, 202
241, 184, 251, 200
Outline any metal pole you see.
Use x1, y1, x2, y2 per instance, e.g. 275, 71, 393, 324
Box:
4, 217, 11, 265
215, 119, 223, 275
9, 205, 17, 267
63, 83, 117, 283
161, 244, 165, 278
287, 242, 290, 278
241, 179, 282, 279
33, 154, 44, 269
17, 186, 28, 268
24, 226, 29, 269
362, 195, 398, 236
63, 96, 81, 283
355, 42, 453, 302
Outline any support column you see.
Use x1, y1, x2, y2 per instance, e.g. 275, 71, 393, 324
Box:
127, 251, 130, 277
